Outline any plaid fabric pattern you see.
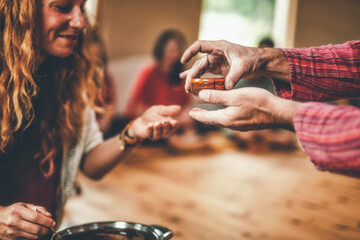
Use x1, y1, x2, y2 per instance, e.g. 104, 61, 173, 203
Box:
274, 41, 360, 177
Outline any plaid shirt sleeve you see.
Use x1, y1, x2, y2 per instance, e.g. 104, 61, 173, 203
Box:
273, 41, 360, 177
273, 40, 360, 101
294, 102, 360, 177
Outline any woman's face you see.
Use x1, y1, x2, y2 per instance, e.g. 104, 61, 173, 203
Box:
162, 38, 182, 66
37, 0, 86, 58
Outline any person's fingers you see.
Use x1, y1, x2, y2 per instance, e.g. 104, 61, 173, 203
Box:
3, 226, 40, 239
1, 204, 51, 239
181, 40, 219, 64
225, 64, 244, 89
15, 218, 51, 237
197, 89, 233, 105
143, 123, 153, 139
155, 105, 182, 117
189, 108, 229, 126
22, 205, 55, 228
184, 56, 209, 92
161, 121, 171, 138
25, 204, 51, 217
169, 120, 179, 132
179, 69, 190, 80
152, 122, 162, 140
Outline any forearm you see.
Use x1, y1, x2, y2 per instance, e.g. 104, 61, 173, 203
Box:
81, 135, 137, 180
274, 41, 360, 102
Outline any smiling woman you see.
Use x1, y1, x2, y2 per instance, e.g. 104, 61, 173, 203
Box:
38, 0, 87, 58
0, 0, 180, 239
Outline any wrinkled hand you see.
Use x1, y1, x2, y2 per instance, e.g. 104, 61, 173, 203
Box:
189, 88, 300, 131
180, 40, 289, 93
0, 203, 55, 239
129, 105, 181, 140
180, 40, 265, 92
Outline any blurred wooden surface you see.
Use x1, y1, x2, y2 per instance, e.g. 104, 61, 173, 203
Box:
61, 133, 360, 240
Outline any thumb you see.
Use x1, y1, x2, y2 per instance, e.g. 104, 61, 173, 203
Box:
156, 105, 182, 117
179, 69, 190, 79
225, 64, 243, 89
198, 90, 231, 105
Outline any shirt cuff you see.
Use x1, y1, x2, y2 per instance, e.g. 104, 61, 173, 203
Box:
272, 78, 292, 99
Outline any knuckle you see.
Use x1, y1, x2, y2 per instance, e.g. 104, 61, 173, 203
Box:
29, 212, 39, 222
31, 225, 42, 235
8, 205, 18, 215
37, 206, 46, 212
6, 228, 16, 237
4, 216, 17, 227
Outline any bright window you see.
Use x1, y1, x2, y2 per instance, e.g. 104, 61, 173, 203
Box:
199, 0, 276, 47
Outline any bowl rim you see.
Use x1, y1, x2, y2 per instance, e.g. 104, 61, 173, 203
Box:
53, 221, 172, 240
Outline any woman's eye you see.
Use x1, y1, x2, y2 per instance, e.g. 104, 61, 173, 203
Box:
55, 4, 72, 13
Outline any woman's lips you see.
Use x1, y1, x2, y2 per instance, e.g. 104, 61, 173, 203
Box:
57, 34, 78, 45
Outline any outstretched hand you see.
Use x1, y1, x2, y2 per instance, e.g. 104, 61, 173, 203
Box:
188, 88, 300, 131
129, 105, 181, 140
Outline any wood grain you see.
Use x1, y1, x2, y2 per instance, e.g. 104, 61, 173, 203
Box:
61, 134, 360, 240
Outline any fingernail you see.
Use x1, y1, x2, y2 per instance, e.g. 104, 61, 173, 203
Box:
52, 221, 56, 227
226, 82, 234, 89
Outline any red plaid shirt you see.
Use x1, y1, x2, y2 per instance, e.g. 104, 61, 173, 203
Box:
273, 41, 360, 177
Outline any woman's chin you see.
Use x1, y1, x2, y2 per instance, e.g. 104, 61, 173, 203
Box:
55, 51, 73, 58
47, 48, 74, 58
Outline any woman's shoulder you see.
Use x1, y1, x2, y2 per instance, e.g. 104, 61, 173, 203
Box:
138, 61, 158, 73
136, 62, 161, 80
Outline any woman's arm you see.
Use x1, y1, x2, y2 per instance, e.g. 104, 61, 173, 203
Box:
81, 105, 181, 180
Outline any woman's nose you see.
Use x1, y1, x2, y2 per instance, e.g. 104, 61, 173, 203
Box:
69, 8, 86, 30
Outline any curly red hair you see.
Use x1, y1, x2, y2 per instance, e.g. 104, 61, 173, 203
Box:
0, 0, 104, 177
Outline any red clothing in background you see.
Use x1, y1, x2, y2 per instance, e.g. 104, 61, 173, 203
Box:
273, 41, 360, 177
126, 63, 191, 118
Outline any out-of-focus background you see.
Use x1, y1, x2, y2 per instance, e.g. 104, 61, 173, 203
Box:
61, 1, 360, 239
88, 0, 360, 114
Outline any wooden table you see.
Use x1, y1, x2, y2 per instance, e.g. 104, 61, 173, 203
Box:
61, 133, 360, 240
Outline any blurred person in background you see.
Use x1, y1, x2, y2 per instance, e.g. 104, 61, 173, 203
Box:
0, 1, 181, 239
181, 39, 360, 178
126, 29, 190, 118
125, 29, 209, 150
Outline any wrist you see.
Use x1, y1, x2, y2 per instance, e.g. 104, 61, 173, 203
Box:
257, 48, 290, 82
119, 120, 139, 151
272, 97, 301, 131
127, 122, 136, 138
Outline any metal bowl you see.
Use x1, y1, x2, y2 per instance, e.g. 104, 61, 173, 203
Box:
51, 221, 173, 240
